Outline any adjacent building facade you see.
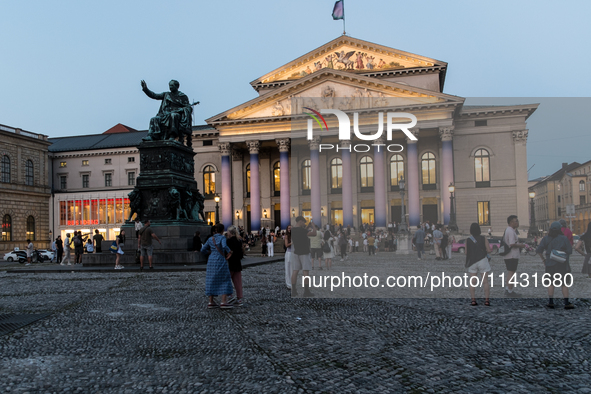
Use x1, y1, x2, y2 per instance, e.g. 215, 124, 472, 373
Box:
530, 161, 591, 234
0, 124, 52, 253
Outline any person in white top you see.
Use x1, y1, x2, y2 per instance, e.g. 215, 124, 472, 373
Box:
134, 218, 143, 239
25, 239, 34, 266
267, 232, 275, 257
503, 215, 526, 297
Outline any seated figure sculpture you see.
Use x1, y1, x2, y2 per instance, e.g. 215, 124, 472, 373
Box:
141, 80, 194, 146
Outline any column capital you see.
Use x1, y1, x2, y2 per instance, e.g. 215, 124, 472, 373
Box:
375, 135, 387, 145
438, 126, 454, 142
275, 138, 291, 152
231, 149, 243, 161
245, 140, 260, 154
218, 142, 232, 155
406, 128, 419, 144
512, 129, 528, 144
308, 136, 321, 150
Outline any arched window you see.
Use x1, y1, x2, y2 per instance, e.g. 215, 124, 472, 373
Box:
580, 180, 585, 191
474, 149, 490, 187
25, 159, 34, 186
360, 156, 374, 192
1, 214, 11, 241
390, 154, 404, 190
273, 161, 280, 196
203, 165, 216, 196
245, 164, 251, 196
1, 155, 10, 183
301, 159, 311, 194
331, 158, 342, 193
421, 152, 436, 190
26, 215, 35, 241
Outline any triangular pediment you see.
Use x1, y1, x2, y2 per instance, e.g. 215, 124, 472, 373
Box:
207, 69, 463, 125
251, 36, 447, 87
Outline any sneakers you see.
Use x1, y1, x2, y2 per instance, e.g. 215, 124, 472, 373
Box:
227, 296, 237, 305
505, 290, 522, 298
25, 263, 31, 266
207, 302, 219, 309
565, 303, 575, 310
60, 263, 65, 266
114, 265, 124, 270
67, 263, 72, 266
220, 303, 234, 309
546, 303, 555, 309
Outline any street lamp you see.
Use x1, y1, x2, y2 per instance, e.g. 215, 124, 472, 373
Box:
528, 191, 537, 237
214, 194, 220, 224
263, 209, 268, 219
399, 176, 408, 232
448, 183, 458, 232
292, 208, 295, 218
235, 210, 240, 226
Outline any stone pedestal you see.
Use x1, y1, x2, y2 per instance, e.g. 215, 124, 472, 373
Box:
395, 234, 412, 255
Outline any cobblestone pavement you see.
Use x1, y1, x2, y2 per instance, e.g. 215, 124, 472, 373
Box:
0, 252, 590, 393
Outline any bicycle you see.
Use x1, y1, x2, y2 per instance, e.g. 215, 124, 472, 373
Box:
521, 243, 537, 256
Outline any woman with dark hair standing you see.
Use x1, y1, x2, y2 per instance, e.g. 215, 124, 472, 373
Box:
465, 223, 492, 306
113, 230, 126, 270
55, 236, 64, 265
323, 228, 335, 270
575, 222, 591, 278
226, 227, 244, 306
537, 221, 574, 309
202, 223, 234, 309
284, 225, 293, 289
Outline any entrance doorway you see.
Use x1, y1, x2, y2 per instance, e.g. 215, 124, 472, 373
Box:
361, 208, 375, 226
422, 204, 438, 224
331, 209, 343, 226
391, 206, 402, 223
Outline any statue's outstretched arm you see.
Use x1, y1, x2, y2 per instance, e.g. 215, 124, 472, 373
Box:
141, 80, 164, 100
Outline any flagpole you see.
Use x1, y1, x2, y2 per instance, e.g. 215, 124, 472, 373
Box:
342, 0, 346, 35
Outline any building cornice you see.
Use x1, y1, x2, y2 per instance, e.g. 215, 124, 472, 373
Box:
459, 104, 539, 120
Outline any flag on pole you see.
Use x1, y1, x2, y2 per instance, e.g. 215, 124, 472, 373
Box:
332, 0, 344, 20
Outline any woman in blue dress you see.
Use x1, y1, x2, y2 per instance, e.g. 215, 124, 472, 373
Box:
201, 223, 234, 309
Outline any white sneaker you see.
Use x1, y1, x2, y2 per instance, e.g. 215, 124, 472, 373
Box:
60, 263, 65, 266
119, 266, 124, 269
25, 263, 31, 266
67, 263, 72, 266
114, 266, 119, 270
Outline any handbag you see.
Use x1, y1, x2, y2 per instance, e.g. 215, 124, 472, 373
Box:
550, 249, 567, 263
109, 241, 118, 253
322, 240, 331, 253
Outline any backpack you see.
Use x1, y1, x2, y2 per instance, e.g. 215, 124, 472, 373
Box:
73, 236, 82, 247
498, 229, 511, 256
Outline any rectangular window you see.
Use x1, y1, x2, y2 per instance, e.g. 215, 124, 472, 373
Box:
60, 176, 67, 190
128, 172, 135, 186
67, 201, 75, 225
128, 157, 135, 163
477, 201, 490, 226
558, 207, 562, 216
82, 174, 89, 188
82, 160, 89, 166
83, 200, 90, 225
475, 120, 488, 127
123, 198, 130, 221
60, 161, 67, 167
558, 195, 561, 202
105, 158, 112, 164
107, 199, 114, 224
105, 173, 112, 187
116, 198, 123, 224
60, 201, 67, 226
203, 140, 213, 146
91, 200, 99, 225
99, 199, 106, 224
76, 200, 82, 225
581, 196, 586, 205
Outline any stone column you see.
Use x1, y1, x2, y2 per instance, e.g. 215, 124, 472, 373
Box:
406, 128, 420, 227
513, 130, 530, 228
374, 135, 387, 228
341, 140, 353, 227
218, 142, 232, 228
309, 136, 321, 227
439, 126, 454, 225
276, 138, 291, 230
246, 141, 261, 233
231, 149, 244, 228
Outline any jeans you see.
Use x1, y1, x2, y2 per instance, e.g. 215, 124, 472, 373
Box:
416, 243, 425, 258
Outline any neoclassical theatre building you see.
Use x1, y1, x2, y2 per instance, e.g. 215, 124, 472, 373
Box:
203, 36, 537, 234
